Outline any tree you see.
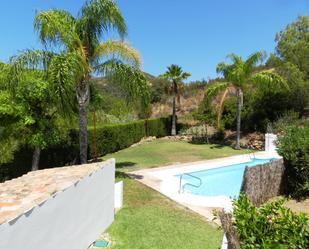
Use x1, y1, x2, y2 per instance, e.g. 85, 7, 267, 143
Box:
0, 63, 20, 164
275, 16, 309, 79
0, 64, 66, 170
160, 65, 190, 136
205, 52, 287, 149
33, 0, 148, 164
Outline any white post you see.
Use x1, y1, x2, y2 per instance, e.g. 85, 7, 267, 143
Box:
114, 181, 123, 209
265, 133, 278, 153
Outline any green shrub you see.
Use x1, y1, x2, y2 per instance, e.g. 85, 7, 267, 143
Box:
272, 111, 302, 134
88, 120, 145, 157
88, 117, 171, 157
146, 117, 171, 137
1, 117, 171, 182
233, 193, 309, 248
221, 97, 237, 129
277, 126, 309, 198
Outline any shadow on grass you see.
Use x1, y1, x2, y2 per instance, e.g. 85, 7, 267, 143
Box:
116, 161, 137, 169
187, 140, 228, 149
210, 144, 226, 149
115, 171, 131, 179
115, 170, 144, 180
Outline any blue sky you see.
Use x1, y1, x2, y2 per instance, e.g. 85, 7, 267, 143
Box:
0, 0, 308, 81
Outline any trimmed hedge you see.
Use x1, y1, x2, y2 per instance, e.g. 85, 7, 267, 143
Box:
146, 117, 171, 137
1, 117, 171, 181
88, 117, 171, 157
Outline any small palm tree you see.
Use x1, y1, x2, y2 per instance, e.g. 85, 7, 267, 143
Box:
160, 65, 191, 136
28, 0, 145, 164
206, 52, 287, 149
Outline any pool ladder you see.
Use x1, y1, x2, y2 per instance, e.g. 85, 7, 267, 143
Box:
179, 173, 202, 194
248, 150, 256, 160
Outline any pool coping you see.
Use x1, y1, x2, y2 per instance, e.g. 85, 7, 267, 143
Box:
129, 151, 281, 223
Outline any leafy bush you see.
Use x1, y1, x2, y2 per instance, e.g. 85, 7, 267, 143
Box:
277, 126, 309, 198
272, 111, 303, 134
88, 120, 145, 157
146, 117, 171, 137
1, 117, 171, 182
221, 97, 237, 129
233, 193, 309, 248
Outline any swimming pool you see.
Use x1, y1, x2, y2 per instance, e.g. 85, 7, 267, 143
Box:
178, 158, 275, 199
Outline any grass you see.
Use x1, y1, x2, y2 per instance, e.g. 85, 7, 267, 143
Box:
98, 140, 249, 248
106, 176, 223, 249
103, 140, 250, 171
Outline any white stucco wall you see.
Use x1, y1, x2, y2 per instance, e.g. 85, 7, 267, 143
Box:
115, 181, 123, 209
265, 133, 278, 153
0, 159, 115, 249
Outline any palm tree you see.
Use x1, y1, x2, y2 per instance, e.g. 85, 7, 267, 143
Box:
160, 65, 191, 136
33, 0, 145, 164
206, 52, 288, 149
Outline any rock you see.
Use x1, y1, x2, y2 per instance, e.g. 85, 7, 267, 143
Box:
130, 136, 157, 148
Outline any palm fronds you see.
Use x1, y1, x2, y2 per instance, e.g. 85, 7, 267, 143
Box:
160, 64, 191, 82
94, 40, 141, 67
34, 10, 78, 49
78, 0, 127, 43
252, 71, 289, 91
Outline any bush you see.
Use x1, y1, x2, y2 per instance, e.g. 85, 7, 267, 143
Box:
88, 120, 145, 157
1, 117, 172, 182
272, 111, 302, 134
233, 193, 309, 248
146, 117, 171, 137
277, 126, 309, 198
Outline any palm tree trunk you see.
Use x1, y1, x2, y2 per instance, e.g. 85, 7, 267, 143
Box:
31, 147, 41, 171
171, 81, 177, 136
235, 88, 242, 150
92, 110, 98, 161
77, 78, 90, 164
79, 104, 88, 164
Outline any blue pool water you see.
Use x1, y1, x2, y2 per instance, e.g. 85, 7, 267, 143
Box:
178, 158, 275, 199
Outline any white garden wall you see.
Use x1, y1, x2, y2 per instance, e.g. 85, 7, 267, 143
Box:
0, 159, 115, 249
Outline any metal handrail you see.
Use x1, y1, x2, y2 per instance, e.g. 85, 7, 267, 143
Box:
248, 150, 256, 160
179, 173, 202, 194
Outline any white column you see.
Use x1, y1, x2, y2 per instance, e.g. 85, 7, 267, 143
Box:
115, 181, 123, 209
265, 133, 278, 153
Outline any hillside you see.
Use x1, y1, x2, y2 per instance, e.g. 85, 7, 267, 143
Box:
92, 73, 206, 119
151, 91, 204, 118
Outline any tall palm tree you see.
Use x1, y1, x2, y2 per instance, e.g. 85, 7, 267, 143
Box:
206, 52, 288, 149
33, 0, 145, 164
160, 65, 191, 136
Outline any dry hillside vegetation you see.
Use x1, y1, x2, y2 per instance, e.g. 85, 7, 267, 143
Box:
151, 90, 204, 118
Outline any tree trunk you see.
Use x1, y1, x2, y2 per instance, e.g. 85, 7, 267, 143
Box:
205, 123, 209, 144
79, 104, 88, 164
77, 78, 90, 164
235, 88, 242, 150
219, 211, 241, 249
92, 110, 97, 161
31, 147, 41, 171
171, 81, 177, 136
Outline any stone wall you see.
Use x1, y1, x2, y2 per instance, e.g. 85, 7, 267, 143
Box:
241, 159, 284, 206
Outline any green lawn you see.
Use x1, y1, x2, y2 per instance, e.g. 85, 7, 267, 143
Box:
106, 176, 223, 249
103, 140, 249, 171
98, 140, 248, 248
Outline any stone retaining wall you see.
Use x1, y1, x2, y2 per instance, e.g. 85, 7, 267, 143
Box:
241, 159, 284, 206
